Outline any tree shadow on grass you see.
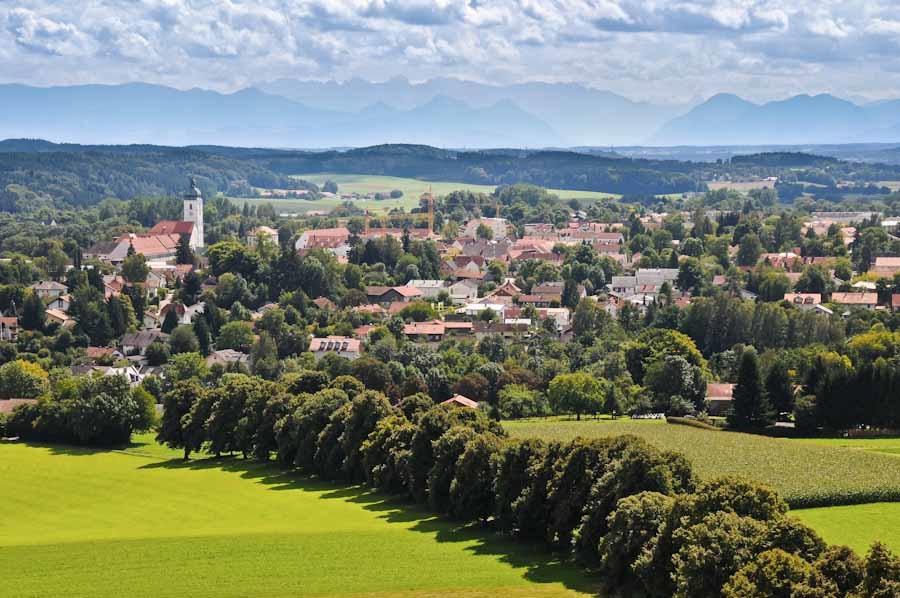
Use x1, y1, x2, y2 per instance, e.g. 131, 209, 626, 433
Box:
142, 455, 605, 596
13, 438, 156, 458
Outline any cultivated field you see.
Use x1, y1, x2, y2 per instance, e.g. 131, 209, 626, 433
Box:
706, 180, 776, 192
795, 503, 900, 554
237, 173, 620, 215
504, 418, 900, 508
0, 435, 594, 598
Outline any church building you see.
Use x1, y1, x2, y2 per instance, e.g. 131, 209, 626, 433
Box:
148, 177, 205, 250
85, 178, 205, 263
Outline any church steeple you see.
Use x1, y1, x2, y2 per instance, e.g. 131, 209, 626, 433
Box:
183, 177, 204, 248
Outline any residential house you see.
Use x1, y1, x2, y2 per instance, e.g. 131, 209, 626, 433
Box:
121, 330, 168, 356
871, 257, 900, 278
462, 217, 509, 240
206, 349, 251, 368
294, 227, 351, 251
45, 308, 75, 329
831, 292, 879, 310
246, 226, 279, 247
365, 285, 423, 305
309, 336, 362, 361
706, 383, 734, 416
0, 317, 18, 342
85, 347, 123, 361
29, 280, 67, 299
782, 293, 822, 310
406, 280, 448, 299
71, 365, 146, 387
458, 302, 507, 319
517, 294, 560, 308
46, 293, 72, 312
0, 398, 39, 415
159, 301, 206, 326
441, 394, 479, 409
312, 297, 336, 311
403, 320, 473, 343
448, 279, 479, 304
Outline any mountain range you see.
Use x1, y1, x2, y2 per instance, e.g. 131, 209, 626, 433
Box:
3, 80, 900, 147
651, 93, 900, 145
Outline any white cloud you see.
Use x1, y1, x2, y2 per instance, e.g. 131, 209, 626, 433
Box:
1, 1, 900, 103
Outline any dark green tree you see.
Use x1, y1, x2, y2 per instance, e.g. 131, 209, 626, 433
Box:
728, 348, 774, 430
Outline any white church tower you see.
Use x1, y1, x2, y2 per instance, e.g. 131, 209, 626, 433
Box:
183, 177, 204, 249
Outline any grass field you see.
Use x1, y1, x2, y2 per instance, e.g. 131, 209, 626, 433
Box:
504, 418, 900, 508
795, 503, 900, 554
0, 434, 595, 598
236, 173, 620, 215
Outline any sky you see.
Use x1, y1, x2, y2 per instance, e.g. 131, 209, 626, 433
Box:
2, 0, 900, 104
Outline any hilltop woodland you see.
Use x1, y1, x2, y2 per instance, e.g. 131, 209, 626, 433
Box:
7, 148, 900, 594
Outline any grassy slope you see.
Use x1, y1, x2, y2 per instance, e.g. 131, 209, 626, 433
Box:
794, 503, 900, 554
237, 173, 619, 214
0, 435, 595, 598
504, 418, 900, 507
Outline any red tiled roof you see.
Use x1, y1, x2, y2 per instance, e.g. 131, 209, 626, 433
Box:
442, 395, 479, 409
706, 383, 734, 400
832, 292, 878, 305
148, 220, 194, 236
0, 399, 38, 414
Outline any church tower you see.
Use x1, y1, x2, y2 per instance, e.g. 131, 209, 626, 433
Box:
183, 177, 204, 249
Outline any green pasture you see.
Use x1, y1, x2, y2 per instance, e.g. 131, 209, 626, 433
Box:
794, 503, 900, 554
504, 418, 900, 508
0, 434, 594, 598
236, 173, 620, 215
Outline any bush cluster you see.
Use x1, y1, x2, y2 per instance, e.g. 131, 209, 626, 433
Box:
6, 374, 156, 445
154, 371, 900, 596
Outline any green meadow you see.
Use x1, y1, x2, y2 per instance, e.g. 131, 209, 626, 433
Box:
794, 503, 900, 554
0, 435, 595, 598
504, 418, 900, 508
237, 173, 619, 214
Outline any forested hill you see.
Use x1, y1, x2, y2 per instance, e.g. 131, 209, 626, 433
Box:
0, 141, 707, 204
4, 140, 900, 207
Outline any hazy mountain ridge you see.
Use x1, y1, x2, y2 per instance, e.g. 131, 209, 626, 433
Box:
5, 81, 900, 147
652, 93, 900, 145
0, 83, 562, 149
259, 76, 685, 146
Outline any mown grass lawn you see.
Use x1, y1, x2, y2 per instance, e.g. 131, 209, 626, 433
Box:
0, 435, 596, 598
794, 503, 900, 554
504, 418, 900, 508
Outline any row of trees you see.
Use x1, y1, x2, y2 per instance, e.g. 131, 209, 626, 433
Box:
145, 369, 900, 597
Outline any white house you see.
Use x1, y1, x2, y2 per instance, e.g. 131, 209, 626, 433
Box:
406, 280, 448, 299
